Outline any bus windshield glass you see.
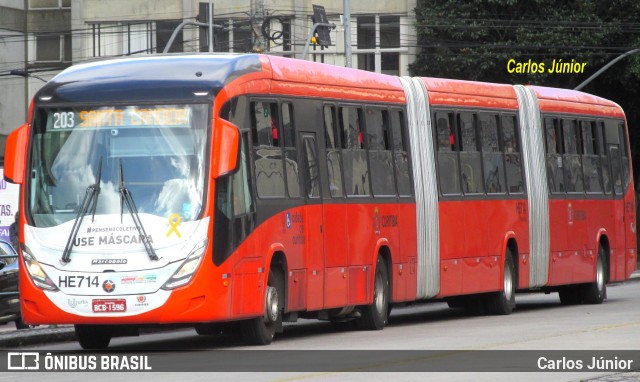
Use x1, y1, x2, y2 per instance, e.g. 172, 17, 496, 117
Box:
29, 104, 210, 227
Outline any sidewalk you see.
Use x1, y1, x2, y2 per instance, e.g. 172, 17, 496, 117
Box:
2, 270, 639, 348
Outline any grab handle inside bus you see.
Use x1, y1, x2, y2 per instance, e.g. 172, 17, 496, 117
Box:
211, 118, 239, 178
4, 123, 30, 184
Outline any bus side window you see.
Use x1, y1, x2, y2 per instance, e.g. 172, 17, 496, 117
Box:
458, 111, 483, 194
502, 114, 524, 194
282, 102, 300, 198
340, 106, 370, 196
581, 120, 603, 194
562, 119, 584, 193
619, 121, 631, 189
435, 111, 461, 195
597, 121, 612, 194
251, 101, 286, 198
366, 107, 395, 197
302, 136, 320, 198
544, 116, 564, 194
480, 113, 505, 194
324, 105, 344, 198
232, 135, 253, 217
390, 109, 411, 197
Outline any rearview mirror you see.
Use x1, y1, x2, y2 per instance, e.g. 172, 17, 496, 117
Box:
210, 118, 239, 178
4, 123, 30, 184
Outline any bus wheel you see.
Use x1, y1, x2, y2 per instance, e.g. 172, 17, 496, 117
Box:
75, 325, 111, 349
485, 253, 516, 315
242, 269, 283, 345
582, 247, 607, 304
357, 256, 389, 330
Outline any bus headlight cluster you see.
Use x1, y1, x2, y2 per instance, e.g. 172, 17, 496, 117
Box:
162, 239, 208, 290
23, 248, 58, 291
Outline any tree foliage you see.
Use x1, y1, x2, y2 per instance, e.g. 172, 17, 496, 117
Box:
410, 0, 640, 188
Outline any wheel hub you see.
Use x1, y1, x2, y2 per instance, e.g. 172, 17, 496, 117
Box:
264, 285, 279, 323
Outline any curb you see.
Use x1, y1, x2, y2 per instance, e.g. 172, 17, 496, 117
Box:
0, 326, 76, 348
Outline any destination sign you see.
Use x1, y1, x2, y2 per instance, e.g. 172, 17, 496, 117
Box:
47, 106, 192, 131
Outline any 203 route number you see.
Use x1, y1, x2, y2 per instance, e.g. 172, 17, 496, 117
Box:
92, 299, 126, 313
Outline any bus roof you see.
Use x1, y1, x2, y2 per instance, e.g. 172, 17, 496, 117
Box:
37, 54, 263, 104
528, 85, 625, 118
420, 77, 519, 110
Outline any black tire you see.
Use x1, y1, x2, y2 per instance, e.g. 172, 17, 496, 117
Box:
357, 257, 390, 330
75, 325, 112, 350
558, 285, 582, 305
582, 247, 607, 304
242, 269, 283, 345
446, 297, 465, 309
14, 316, 31, 330
195, 323, 223, 336
485, 254, 516, 315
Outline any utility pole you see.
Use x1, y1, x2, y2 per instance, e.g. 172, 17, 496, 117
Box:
251, 0, 266, 52
343, 0, 352, 68
208, 0, 213, 52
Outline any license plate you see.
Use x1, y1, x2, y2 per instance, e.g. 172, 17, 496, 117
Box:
92, 299, 127, 313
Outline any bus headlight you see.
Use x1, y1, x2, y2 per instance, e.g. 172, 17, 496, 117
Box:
162, 239, 208, 290
23, 248, 58, 291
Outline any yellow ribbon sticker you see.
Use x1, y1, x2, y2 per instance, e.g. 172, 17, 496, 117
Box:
166, 214, 182, 238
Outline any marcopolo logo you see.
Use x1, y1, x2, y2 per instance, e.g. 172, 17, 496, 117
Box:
92, 259, 127, 265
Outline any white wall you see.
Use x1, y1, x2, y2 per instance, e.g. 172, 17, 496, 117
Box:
0, 29, 27, 136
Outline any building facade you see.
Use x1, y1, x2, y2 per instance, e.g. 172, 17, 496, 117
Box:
0, 0, 417, 141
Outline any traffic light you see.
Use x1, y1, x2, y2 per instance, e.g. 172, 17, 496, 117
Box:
312, 4, 331, 48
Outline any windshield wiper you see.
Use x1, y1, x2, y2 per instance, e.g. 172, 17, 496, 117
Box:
118, 160, 159, 261
60, 157, 102, 264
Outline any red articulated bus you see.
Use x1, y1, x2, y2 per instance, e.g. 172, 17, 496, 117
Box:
3, 54, 636, 349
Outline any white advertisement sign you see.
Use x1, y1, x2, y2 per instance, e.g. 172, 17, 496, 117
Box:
0, 168, 20, 243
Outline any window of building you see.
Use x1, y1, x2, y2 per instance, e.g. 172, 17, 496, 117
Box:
29, 0, 70, 8
35, 34, 60, 62
355, 15, 403, 75
356, 16, 376, 50
92, 21, 183, 57
156, 20, 183, 53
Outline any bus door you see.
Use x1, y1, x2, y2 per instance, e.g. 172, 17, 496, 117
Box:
299, 133, 326, 310
319, 105, 350, 309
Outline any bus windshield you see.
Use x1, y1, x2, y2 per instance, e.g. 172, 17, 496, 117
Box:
29, 104, 210, 228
